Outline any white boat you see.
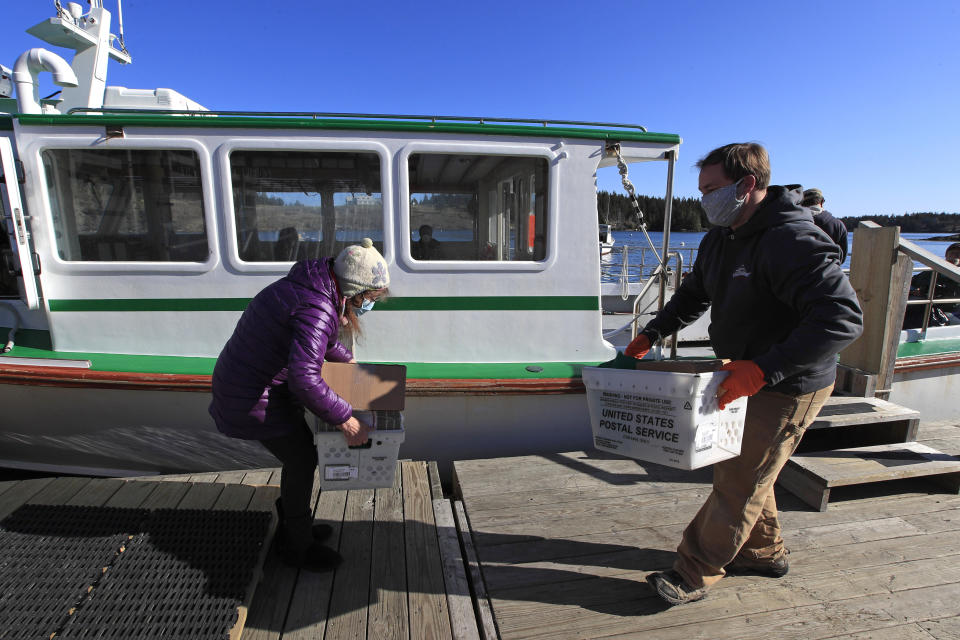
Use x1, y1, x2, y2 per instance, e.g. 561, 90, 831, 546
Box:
2, 3, 957, 479
599, 223, 615, 257
0, 1, 684, 476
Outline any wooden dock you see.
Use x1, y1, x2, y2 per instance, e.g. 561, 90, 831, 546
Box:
1, 419, 959, 639
0, 460, 471, 640
452, 418, 960, 640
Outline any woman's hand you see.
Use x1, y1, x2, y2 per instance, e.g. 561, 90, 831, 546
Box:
337, 415, 374, 446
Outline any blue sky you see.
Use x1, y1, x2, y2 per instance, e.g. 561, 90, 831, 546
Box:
3, 0, 958, 218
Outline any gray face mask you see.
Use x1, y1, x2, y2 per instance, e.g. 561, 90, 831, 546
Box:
701, 179, 745, 227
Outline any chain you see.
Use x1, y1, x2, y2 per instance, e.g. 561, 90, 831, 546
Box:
608, 144, 663, 267
54, 0, 67, 18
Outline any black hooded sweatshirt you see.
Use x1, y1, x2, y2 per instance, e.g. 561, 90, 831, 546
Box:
643, 185, 863, 395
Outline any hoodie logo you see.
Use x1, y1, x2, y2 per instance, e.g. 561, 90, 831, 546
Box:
732, 265, 751, 279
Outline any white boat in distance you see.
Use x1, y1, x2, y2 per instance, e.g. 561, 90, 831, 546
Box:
0, 1, 683, 476
599, 224, 615, 257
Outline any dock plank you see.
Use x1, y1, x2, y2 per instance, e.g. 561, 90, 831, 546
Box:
0, 478, 53, 519
403, 461, 454, 640
25, 476, 91, 505
242, 470, 273, 487
454, 439, 960, 640
139, 480, 191, 509
283, 487, 347, 640
434, 498, 481, 640
216, 470, 249, 485
64, 478, 124, 506
107, 480, 165, 508
820, 625, 935, 640
324, 488, 376, 640
177, 482, 225, 509
367, 464, 409, 640
454, 501, 499, 640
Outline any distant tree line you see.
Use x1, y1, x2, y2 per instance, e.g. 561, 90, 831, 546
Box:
840, 212, 960, 233
599, 192, 960, 235
598, 191, 707, 231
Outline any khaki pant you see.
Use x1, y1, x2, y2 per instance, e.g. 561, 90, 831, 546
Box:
674, 384, 833, 589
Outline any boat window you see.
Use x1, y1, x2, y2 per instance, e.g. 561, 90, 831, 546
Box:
41, 149, 207, 262
0, 209, 17, 297
229, 150, 383, 262
408, 154, 548, 261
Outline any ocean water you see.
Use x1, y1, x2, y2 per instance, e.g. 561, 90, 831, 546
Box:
601, 229, 958, 283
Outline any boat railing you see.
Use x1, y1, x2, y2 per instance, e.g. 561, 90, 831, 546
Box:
601, 250, 685, 353
850, 221, 960, 338
892, 237, 960, 336
600, 244, 697, 285
66, 107, 651, 131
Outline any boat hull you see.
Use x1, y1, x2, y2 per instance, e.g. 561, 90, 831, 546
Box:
0, 378, 594, 478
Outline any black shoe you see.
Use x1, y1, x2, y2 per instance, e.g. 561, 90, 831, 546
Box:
280, 540, 343, 573
646, 570, 708, 606
275, 498, 333, 542
726, 550, 789, 577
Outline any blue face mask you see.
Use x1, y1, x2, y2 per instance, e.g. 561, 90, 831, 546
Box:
355, 298, 375, 316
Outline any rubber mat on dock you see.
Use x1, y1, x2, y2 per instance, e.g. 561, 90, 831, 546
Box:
58, 509, 272, 639
0, 505, 272, 640
0, 504, 146, 640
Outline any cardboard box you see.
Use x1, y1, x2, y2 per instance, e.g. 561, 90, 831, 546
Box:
321, 362, 406, 410
314, 363, 407, 490
582, 359, 747, 470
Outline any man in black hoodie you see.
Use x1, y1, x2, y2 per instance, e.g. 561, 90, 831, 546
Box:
801, 187, 849, 263
627, 143, 863, 606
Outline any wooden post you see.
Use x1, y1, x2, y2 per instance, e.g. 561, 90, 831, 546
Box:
876, 253, 912, 399
839, 223, 907, 398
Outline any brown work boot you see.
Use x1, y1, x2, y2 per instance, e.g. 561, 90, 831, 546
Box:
646, 570, 708, 606
726, 550, 789, 578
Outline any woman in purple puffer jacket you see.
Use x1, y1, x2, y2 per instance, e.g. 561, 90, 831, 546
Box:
210, 238, 389, 572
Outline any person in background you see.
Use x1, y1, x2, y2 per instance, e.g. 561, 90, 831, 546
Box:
209, 238, 389, 572
626, 143, 863, 606
412, 224, 445, 260
903, 242, 960, 328
801, 188, 849, 263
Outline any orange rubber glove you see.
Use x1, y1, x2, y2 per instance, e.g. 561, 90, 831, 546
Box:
716, 360, 766, 410
625, 333, 651, 359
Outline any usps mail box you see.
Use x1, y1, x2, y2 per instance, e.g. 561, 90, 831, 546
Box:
582, 359, 747, 470
313, 363, 406, 490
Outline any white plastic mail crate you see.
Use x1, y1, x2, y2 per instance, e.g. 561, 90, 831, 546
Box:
314, 410, 404, 490
582, 366, 748, 470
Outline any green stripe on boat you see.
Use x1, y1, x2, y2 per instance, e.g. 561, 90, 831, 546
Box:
1, 343, 589, 378
897, 337, 960, 358
16, 113, 681, 144
48, 296, 599, 312
49, 298, 252, 312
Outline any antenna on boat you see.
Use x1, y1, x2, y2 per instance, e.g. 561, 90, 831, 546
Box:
115, 0, 129, 54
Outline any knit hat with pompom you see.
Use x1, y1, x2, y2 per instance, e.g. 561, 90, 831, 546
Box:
333, 238, 390, 298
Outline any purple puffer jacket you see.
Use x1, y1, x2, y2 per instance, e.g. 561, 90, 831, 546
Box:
209, 258, 354, 440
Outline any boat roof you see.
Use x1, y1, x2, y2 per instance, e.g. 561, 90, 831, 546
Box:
7, 110, 682, 144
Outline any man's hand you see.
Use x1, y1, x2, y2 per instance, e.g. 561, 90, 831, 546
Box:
338, 415, 374, 446
625, 333, 651, 359
716, 360, 766, 409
